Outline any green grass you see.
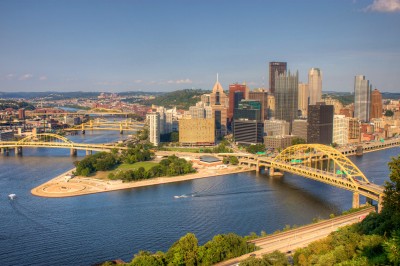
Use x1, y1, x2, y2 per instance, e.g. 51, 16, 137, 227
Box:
163, 147, 202, 152
115, 162, 157, 171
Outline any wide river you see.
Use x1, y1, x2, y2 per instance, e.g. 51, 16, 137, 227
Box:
0, 131, 398, 266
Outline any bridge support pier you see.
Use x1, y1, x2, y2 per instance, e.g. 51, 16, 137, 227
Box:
120, 130, 123, 135
81, 130, 85, 134
86, 150, 92, 156
352, 192, 360, 209
70, 148, 77, 156
378, 194, 383, 213
15, 146, 23, 156
269, 167, 274, 176
2, 148, 9, 155
366, 198, 373, 205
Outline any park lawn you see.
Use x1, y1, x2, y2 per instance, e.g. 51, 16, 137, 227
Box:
116, 162, 157, 171
91, 161, 158, 180
164, 147, 203, 152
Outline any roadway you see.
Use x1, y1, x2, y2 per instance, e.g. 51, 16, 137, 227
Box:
215, 207, 375, 266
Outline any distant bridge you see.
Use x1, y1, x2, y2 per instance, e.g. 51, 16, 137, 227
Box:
27, 109, 134, 116
219, 144, 385, 211
64, 118, 144, 134
0, 133, 128, 156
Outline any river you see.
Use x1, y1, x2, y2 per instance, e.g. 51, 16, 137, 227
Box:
0, 131, 398, 265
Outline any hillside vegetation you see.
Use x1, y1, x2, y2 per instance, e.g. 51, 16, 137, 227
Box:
140, 89, 209, 109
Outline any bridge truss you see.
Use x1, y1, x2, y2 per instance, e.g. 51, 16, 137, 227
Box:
0, 133, 127, 153
220, 144, 384, 210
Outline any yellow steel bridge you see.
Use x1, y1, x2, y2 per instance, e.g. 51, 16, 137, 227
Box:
64, 119, 144, 133
0, 133, 128, 156
220, 144, 385, 211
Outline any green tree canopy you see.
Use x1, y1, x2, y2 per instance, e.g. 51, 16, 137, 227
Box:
166, 233, 199, 266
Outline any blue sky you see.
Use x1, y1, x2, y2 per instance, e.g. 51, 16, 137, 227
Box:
0, 0, 399, 93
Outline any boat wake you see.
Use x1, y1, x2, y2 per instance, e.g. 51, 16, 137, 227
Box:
174, 189, 272, 199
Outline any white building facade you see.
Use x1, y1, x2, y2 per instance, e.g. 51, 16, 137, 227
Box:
333, 115, 349, 145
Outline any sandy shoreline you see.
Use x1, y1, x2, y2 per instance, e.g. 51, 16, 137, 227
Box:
31, 166, 252, 198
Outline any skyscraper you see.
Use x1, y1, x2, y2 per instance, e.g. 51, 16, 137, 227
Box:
298, 83, 309, 117
233, 100, 261, 121
354, 75, 371, 122
248, 90, 269, 121
228, 83, 248, 123
307, 103, 334, 144
308, 68, 322, 105
209, 77, 228, 138
269, 62, 287, 94
370, 89, 383, 120
146, 112, 160, 146
274, 70, 299, 124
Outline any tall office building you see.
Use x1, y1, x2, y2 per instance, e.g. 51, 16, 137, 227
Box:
267, 94, 275, 118
179, 118, 215, 146
248, 90, 269, 121
146, 112, 160, 146
308, 68, 322, 105
228, 83, 248, 123
209, 78, 228, 138
156, 106, 166, 134
18, 108, 26, 120
274, 70, 299, 124
370, 89, 383, 120
348, 118, 361, 143
233, 100, 261, 121
333, 115, 349, 145
269, 62, 287, 94
292, 119, 308, 141
233, 120, 264, 145
307, 103, 334, 144
298, 83, 309, 117
264, 119, 290, 136
189, 102, 212, 119
354, 75, 371, 122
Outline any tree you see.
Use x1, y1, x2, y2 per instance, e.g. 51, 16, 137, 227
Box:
291, 137, 306, 145
129, 251, 165, 266
246, 144, 265, 154
171, 132, 179, 142
383, 230, 400, 265
165, 233, 198, 266
384, 110, 394, 117
229, 156, 239, 165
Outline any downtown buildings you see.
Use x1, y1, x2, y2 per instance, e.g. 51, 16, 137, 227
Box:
145, 63, 394, 149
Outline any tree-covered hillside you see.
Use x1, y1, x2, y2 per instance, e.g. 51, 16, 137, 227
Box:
140, 89, 209, 109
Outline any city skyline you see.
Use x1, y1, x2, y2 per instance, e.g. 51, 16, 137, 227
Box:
1, 0, 400, 92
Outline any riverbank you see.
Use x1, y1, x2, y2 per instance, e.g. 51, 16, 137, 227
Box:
31, 165, 252, 198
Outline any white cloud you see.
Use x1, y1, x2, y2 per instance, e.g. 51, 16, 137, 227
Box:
39, 76, 48, 81
6, 73, 15, 79
364, 0, 400, 12
19, 74, 34, 80
167, 78, 193, 84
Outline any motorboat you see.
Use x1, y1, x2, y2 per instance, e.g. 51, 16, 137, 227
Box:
8, 194, 16, 200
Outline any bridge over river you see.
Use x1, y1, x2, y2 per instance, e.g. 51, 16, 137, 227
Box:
0, 134, 386, 211
0, 133, 129, 156
220, 144, 385, 212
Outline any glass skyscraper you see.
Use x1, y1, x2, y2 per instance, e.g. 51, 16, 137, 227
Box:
354, 75, 371, 122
